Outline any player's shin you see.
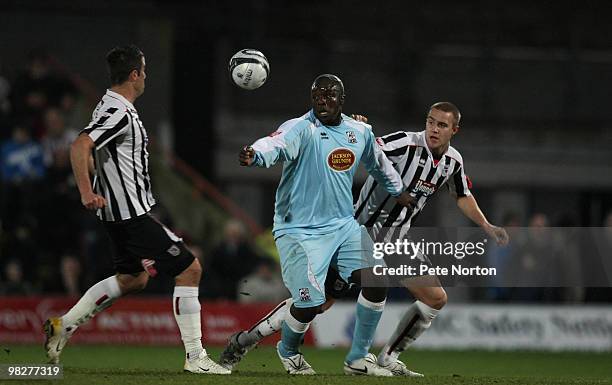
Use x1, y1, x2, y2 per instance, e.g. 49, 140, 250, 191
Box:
378, 300, 439, 365
278, 308, 310, 358
238, 298, 293, 347
345, 291, 386, 363
173, 286, 204, 361
61, 275, 121, 333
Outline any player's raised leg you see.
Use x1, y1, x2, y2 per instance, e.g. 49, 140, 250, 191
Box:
220, 298, 292, 370
220, 267, 345, 370
377, 280, 446, 377
44, 272, 147, 364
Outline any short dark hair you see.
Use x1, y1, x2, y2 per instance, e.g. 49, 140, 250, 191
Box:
106, 45, 144, 85
430, 101, 461, 127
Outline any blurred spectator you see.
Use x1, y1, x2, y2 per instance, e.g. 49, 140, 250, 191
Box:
485, 211, 522, 301
510, 213, 563, 302
10, 50, 77, 138
237, 257, 288, 303
202, 220, 259, 300
0, 124, 45, 232
582, 210, 612, 302
1, 259, 34, 295
60, 256, 81, 296
0, 62, 11, 140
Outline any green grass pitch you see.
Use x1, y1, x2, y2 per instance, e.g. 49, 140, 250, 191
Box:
1, 345, 611, 385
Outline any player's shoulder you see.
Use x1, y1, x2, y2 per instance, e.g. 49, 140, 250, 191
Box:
446, 145, 465, 166
278, 112, 313, 133
380, 130, 420, 146
100, 92, 130, 112
341, 114, 372, 135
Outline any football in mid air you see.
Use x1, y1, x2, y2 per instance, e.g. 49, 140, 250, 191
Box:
228, 49, 270, 90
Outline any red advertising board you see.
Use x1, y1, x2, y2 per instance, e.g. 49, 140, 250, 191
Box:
0, 297, 314, 346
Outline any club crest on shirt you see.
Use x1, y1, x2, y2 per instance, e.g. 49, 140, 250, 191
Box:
299, 288, 311, 302
412, 179, 437, 197
327, 148, 356, 172
346, 131, 357, 144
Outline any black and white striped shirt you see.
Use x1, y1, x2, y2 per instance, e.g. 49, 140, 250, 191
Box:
81, 90, 155, 221
355, 130, 471, 241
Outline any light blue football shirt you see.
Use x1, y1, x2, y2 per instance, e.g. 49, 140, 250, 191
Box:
251, 110, 403, 237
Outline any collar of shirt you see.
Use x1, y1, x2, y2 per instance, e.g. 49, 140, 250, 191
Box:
417, 130, 448, 166
106, 89, 136, 111
309, 109, 344, 129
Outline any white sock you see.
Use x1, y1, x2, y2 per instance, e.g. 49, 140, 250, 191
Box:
61, 275, 121, 333
238, 298, 292, 347
378, 300, 439, 365
173, 286, 204, 361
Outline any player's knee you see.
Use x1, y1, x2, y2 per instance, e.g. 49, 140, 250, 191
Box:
361, 286, 387, 303
290, 304, 320, 323
425, 288, 447, 310
117, 272, 148, 294
175, 256, 201, 285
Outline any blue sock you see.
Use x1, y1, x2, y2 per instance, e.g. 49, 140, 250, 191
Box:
346, 293, 385, 364
278, 320, 306, 358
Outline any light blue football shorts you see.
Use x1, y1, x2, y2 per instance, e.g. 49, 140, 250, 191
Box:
274, 220, 377, 308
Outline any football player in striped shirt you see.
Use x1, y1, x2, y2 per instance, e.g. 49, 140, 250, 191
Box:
220, 102, 509, 376
43, 45, 229, 375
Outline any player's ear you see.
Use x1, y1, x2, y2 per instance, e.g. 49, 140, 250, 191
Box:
453, 125, 459, 135
129, 69, 139, 81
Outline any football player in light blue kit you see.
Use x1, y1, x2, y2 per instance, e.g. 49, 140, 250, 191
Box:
238, 74, 415, 376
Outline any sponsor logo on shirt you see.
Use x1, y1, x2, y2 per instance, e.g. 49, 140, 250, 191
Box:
327, 148, 356, 172
412, 179, 437, 196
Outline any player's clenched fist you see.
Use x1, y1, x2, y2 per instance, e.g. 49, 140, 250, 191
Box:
239, 146, 255, 166
81, 191, 107, 210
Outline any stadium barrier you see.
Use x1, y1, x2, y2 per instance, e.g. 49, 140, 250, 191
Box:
1, 297, 611, 351
0, 297, 311, 346
313, 302, 612, 351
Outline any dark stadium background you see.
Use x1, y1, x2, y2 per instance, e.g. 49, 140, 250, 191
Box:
0, 1, 611, 379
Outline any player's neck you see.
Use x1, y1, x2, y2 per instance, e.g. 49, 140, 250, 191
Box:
429, 143, 449, 160
110, 84, 138, 104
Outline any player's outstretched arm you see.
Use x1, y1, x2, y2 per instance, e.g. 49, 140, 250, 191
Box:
70, 134, 106, 210
456, 195, 509, 246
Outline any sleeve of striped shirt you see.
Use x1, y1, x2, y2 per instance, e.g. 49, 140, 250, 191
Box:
376, 131, 411, 164
251, 118, 307, 168
80, 107, 130, 150
361, 128, 404, 197
447, 163, 472, 198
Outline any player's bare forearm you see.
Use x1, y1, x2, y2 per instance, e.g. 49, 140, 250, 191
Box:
457, 195, 509, 245
88, 154, 95, 175
456, 195, 489, 227
71, 134, 107, 210
71, 134, 95, 196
